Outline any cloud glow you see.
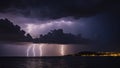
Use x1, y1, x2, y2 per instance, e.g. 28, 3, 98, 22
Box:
25, 19, 74, 38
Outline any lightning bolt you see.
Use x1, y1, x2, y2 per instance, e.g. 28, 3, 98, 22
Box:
32, 44, 36, 56
27, 45, 32, 57
61, 45, 65, 56
27, 44, 44, 57
27, 44, 65, 56
39, 44, 44, 56
27, 44, 36, 57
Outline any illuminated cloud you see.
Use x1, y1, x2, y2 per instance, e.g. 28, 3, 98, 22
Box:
25, 19, 74, 38
0, 13, 89, 39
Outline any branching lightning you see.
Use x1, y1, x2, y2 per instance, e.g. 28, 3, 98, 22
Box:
27, 44, 36, 57
27, 45, 32, 56
27, 44, 65, 57
26, 44, 44, 57
26, 24, 44, 57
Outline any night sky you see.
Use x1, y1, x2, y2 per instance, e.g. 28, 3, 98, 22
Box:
0, 0, 120, 52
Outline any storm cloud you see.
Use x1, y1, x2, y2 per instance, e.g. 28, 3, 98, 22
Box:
0, 0, 120, 45
0, 0, 119, 19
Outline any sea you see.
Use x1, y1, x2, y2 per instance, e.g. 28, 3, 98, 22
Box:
0, 57, 120, 68
0, 42, 120, 68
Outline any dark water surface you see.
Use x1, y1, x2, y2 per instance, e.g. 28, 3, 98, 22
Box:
0, 57, 120, 68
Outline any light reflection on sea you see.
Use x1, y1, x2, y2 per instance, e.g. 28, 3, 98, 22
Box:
0, 57, 119, 68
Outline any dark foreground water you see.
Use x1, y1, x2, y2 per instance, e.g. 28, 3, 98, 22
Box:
0, 57, 120, 68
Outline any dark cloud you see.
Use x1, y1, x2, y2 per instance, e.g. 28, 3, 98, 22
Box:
0, 19, 33, 42
0, 0, 120, 45
0, 0, 119, 19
